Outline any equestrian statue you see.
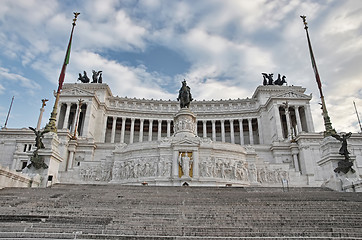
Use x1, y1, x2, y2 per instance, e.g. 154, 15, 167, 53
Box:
177, 80, 193, 108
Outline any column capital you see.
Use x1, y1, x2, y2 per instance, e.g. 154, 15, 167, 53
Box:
211, 119, 216, 123
131, 117, 135, 122
229, 119, 234, 123
202, 120, 207, 123
140, 118, 144, 123
167, 119, 171, 123
220, 119, 225, 123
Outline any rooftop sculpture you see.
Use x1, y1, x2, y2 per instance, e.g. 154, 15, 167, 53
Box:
78, 70, 102, 83
262, 73, 287, 86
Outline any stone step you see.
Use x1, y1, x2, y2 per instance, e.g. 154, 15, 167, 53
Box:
1, 231, 362, 239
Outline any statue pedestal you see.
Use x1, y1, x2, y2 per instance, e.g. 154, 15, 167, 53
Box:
174, 108, 197, 138
23, 132, 63, 187
319, 136, 361, 191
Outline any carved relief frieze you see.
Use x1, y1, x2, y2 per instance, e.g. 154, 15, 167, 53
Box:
112, 156, 172, 180
257, 166, 289, 183
79, 161, 113, 182
199, 157, 249, 181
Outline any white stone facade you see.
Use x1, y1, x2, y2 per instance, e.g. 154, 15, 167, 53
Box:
1, 83, 362, 189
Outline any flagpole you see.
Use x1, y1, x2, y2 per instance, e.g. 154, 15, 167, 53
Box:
300, 15, 336, 137
353, 101, 362, 132
4, 96, 14, 128
45, 12, 80, 133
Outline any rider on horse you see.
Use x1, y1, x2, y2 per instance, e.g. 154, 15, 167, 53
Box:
177, 80, 193, 108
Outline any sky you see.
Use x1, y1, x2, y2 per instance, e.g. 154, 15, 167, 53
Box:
0, 0, 361, 133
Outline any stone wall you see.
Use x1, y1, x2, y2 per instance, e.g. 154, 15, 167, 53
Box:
0, 165, 40, 189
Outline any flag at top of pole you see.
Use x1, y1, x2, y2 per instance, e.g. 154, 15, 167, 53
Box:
57, 12, 80, 93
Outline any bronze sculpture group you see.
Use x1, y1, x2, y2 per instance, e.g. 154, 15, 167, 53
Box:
262, 73, 287, 86
332, 132, 354, 174
27, 127, 49, 169
78, 70, 102, 83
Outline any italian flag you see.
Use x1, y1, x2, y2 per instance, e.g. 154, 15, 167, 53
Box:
57, 25, 75, 93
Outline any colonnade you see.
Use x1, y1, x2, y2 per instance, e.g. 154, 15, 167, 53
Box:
103, 116, 261, 145
57, 102, 87, 136
276, 104, 313, 140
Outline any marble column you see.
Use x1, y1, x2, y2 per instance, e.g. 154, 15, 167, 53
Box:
172, 150, 179, 178
221, 120, 225, 142
80, 104, 89, 137
248, 118, 254, 145
120, 117, 126, 143
36, 107, 45, 130
239, 119, 244, 145
148, 120, 153, 141
294, 106, 302, 134
274, 104, 283, 140
293, 153, 300, 172
230, 119, 235, 144
202, 120, 207, 138
211, 120, 216, 141
101, 115, 108, 143
67, 141, 77, 170
67, 151, 74, 170
71, 103, 80, 132
193, 151, 199, 178
130, 118, 135, 144
195, 121, 198, 136
304, 104, 315, 132
158, 120, 162, 140
111, 116, 117, 143
63, 103, 71, 129
139, 119, 144, 142
285, 108, 292, 140
257, 117, 263, 144
167, 120, 171, 137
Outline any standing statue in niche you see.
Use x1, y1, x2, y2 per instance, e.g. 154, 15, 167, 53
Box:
332, 132, 355, 174
92, 70, 102, 83
178, 152, 191, 177
27, 127, 50, 169
177, 80, 193, 108
78, 71, 90, 83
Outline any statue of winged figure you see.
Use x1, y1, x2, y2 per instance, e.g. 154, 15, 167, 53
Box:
29, 127, 49, 149
332, 132, 352, 157
332, 132, 354, 174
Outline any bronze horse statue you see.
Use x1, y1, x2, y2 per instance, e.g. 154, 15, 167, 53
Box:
177, 80, 193, 108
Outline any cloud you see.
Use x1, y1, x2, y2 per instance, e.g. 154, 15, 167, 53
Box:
0, 84, 4, 95
67, 50, 175, 100
0, 0, 361, 133
0, 67, 41, 90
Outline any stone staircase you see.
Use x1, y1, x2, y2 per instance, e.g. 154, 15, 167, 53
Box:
0, 184, 361, 239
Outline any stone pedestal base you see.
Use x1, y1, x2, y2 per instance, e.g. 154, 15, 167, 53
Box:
319, 136, 361, 191
23, 132, 63, 187
174, 108, 197, 138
